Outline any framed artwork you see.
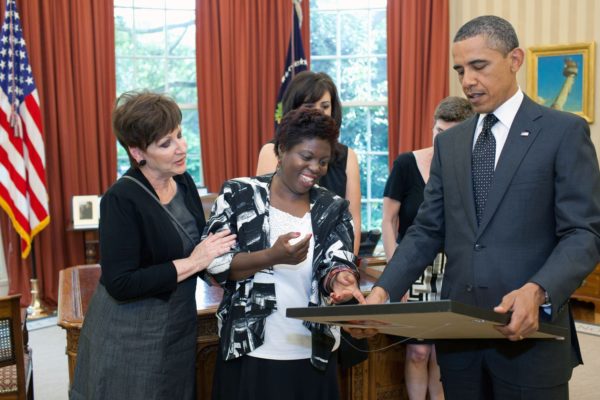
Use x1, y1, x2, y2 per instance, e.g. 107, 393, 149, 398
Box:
72, 195, 100, 229
526, 42, 595, 123
287, 300, 567, 340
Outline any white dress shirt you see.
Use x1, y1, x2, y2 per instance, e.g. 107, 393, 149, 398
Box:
473, 89, 525, 169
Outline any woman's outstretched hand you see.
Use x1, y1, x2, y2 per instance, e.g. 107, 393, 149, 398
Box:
268, 232, 312, 266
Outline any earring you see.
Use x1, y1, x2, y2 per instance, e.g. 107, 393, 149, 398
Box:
276, 159, 282, 175
138, 159, 147, 167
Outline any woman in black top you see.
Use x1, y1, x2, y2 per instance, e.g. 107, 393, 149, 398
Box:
70, 91, 235, 400
382, 96, 473, 400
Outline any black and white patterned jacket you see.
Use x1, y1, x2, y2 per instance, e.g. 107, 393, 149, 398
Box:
201, 174, 357, 370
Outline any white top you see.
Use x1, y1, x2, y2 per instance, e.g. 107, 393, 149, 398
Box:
473, 89, 524, 168
250, 206, 340, 360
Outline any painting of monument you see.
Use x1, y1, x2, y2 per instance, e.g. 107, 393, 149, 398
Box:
536, 54, 583, 112
526, 42, 594, 123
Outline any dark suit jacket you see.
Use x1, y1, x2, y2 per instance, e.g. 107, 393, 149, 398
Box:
378, 95, 600, 387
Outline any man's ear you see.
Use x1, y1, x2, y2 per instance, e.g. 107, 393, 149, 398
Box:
509, 47, 525, 72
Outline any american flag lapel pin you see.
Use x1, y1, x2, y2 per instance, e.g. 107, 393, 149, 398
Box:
520, 131, 530, 137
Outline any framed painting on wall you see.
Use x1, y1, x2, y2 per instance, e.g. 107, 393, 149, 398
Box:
526, 42, 595, 123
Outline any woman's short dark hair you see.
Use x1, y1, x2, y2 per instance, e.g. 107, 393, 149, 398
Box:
112, 91, 182, 166
281, 71, 342, 127
274, 106, 339, 157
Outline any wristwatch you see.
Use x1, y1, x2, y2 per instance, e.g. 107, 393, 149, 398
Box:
542, 290, 551, 306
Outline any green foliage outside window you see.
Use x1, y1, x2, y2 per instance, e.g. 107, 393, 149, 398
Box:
311, 1, 388, 232
114, 0, 203, 186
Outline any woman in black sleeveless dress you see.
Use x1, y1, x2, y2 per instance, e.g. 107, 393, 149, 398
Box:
256, 71, 361, 254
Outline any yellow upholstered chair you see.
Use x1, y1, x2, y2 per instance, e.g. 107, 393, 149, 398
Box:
0, 295, 33, 400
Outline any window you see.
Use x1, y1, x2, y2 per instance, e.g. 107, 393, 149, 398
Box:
114, 0, 203, 185
310, 0, 388, 231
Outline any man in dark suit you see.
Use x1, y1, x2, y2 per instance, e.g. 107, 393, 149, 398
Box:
353, 15, 600, 399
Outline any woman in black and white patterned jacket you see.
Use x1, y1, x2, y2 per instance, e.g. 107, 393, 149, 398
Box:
204, 107, 364, 400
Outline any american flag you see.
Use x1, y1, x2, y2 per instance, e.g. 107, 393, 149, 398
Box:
274, 0, 307, 127
0, 0, 49, 258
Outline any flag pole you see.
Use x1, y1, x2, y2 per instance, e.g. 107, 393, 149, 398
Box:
291, 0, 296, 80
1, 0, 51, 318
26, 241, 49, 319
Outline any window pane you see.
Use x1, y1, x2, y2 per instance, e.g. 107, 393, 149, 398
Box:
343, 0, 371, 9
310, 0, 387, 230
310, 59, 337, 81
370, 0, 387, 8
134, 0, 165, 8
371, 9, 386, 54
360, 202, 368, 230
167, 0, 195, 10
311, 0, 339, 11
181, 109, 203, 186
340, 11, 368, 56
358, 154, 368, 198
341, 106, 368, 151
116, 143, 130, 178
166, 10, 195, 57
310, 12, 337, 56
168, 58, 197, 103
115, 2, 201, 182
371, 106, 388, 151
339, 57, 369, 101
134, 9, 165, 56
367, 201, 383, 231
116, 58, 135, 94
135, 58, 166, 91
370, 154, 389, 199
372, 57, 388, 100
115, 8, 134, 57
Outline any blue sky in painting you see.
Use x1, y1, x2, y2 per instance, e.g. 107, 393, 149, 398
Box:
537, 53, 583, 112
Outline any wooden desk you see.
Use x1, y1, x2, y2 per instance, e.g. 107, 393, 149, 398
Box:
67, 226, 100, 265
572, 263, 600, 323
58, 263, 407, 400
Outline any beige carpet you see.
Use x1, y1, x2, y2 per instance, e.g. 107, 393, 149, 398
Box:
570, 329, 600, 400
28, 320, 600, 400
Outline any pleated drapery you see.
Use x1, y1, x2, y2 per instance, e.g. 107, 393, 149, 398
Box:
1, 0, 116, 306
196, 0, 310, 192
387, 0, 449, 160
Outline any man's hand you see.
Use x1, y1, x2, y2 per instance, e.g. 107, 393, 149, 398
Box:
494, 282, 546, 341
344, 286, 390, 339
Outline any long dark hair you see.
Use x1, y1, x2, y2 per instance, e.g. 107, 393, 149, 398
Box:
279, 71, 344, 162
281, 71, 342, 128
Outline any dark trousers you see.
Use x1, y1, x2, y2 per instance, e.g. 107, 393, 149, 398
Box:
439, 349, 568, 400
212, 350, 340, 400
